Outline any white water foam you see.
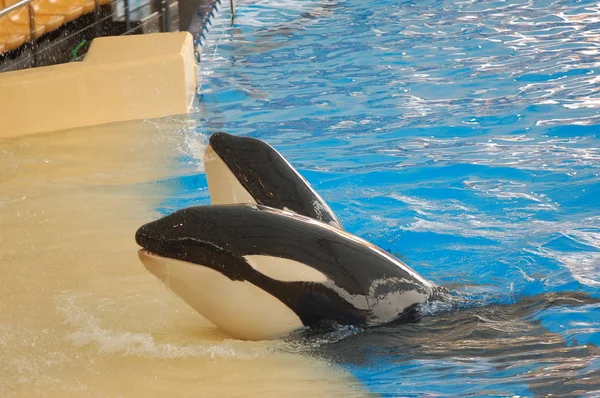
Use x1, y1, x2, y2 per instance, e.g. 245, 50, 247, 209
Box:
55, 292, 274, 360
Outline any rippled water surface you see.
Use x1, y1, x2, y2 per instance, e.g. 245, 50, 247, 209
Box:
190, 0, 600, 395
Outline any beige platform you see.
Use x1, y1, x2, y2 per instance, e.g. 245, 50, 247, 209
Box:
0, 31, 197, 138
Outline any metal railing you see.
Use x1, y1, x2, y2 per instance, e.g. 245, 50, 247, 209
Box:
0, 0, 174, 68
0, 0, 233, 71
0, 0, 34, 17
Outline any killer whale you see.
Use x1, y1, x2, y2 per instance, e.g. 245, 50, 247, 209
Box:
205, 132, 343, 229
136, 204, 445, 341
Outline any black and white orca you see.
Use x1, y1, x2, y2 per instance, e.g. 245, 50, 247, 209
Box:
136, 204, 445, 341
204, 132, 343, 229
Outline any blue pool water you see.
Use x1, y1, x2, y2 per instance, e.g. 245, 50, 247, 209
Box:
172, 0, 599, 395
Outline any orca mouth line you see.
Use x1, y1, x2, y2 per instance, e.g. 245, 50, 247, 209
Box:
138, 249, 161, 257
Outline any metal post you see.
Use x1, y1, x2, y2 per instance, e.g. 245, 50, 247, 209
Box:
124, 0, 131, 31
164, 0, 170, 32
155, 0, 163, 32
27, 3, 37, 67
94, 0, 101, 36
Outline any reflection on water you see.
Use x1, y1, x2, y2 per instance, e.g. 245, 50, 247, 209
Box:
201, 0, 600, 132
0, 120, 365, 397
288, 292, 600, 396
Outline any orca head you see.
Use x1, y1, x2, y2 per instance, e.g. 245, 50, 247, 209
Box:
205, 132, 343, 229
135, 205, 306, 340
135, 206, 246, 281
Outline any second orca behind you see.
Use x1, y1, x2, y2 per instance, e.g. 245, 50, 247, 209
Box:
204, 132, 343, 229
136, 204, 446, 341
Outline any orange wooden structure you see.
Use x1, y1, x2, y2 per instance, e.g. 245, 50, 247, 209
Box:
0, 0, 112, 53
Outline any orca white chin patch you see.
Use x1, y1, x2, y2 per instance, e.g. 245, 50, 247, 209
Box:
204, 144, 256, 205
138, 250, 303, 341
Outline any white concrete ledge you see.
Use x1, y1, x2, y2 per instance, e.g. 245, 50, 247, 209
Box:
0, 32, 197, 138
